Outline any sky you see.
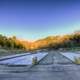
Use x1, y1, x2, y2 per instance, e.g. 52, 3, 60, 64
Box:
0, 0, 80, 41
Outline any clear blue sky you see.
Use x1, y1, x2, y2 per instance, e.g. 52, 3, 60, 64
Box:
0, 0, 80, 41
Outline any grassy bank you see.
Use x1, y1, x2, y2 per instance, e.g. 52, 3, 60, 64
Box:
0, 48, 27, 58
59, 47, 80, 52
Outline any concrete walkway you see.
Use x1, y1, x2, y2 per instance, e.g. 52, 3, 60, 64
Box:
0, 64, 80, 80
0, 51, 80, 80
60, 52, 80, 62
0, 52, 48, 65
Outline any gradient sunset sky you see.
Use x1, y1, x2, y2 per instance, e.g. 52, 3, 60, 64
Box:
0, 0, 80, 41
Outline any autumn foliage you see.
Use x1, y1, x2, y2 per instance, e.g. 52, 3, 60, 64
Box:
0, 31, 80, 51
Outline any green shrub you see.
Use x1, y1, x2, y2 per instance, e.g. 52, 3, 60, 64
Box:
32, 57, 38, 65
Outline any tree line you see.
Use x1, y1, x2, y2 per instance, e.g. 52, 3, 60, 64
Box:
0, 35, 25, 50
29, 32, 80, 50
0, 31, 80, 51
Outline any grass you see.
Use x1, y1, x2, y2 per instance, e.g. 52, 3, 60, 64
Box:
62, 47, 80, 52
0, 48, 27, 58
74, 57, 80, 64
